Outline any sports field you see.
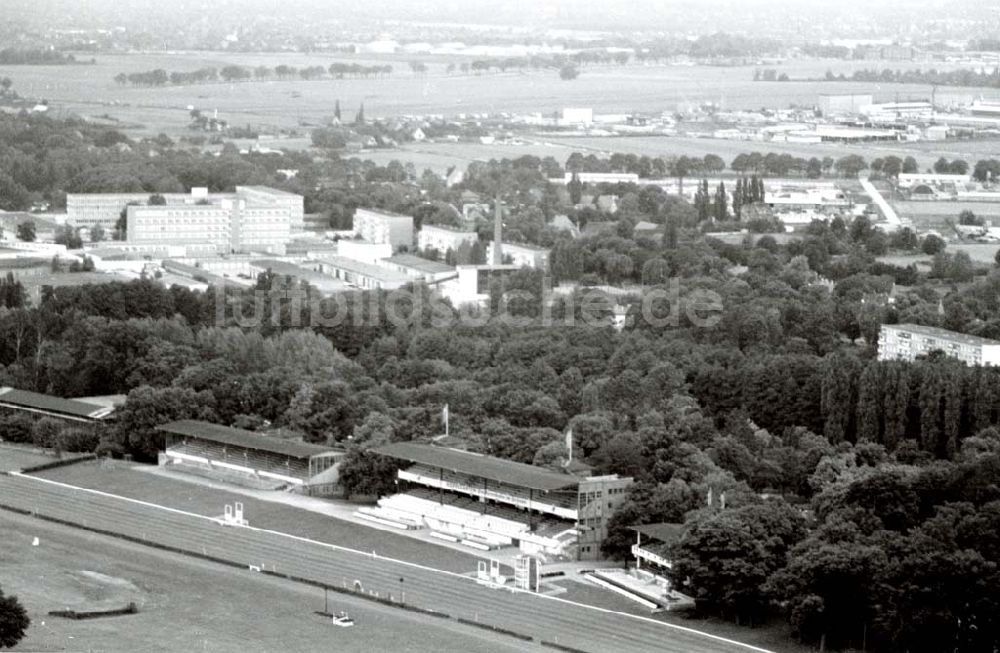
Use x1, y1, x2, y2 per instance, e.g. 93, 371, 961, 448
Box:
1, 510, 525, 653
2, 53, 993, 137
0, 470, 787, 652
35, 461, 485, 574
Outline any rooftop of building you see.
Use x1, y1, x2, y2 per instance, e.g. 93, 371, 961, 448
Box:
318, 255, 413, 283
420, 223, 477, 234
0, 387, 116, 420
354, 207, 414, 220
158, 419, 337, 459
883, 323, 1000, 347
383, 254, 455, 274
490, 240, 551, 252
374, 441, 581, 491
236, 185, 301, 197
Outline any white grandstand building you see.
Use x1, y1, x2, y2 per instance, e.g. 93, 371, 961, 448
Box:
365, 442, 632, 561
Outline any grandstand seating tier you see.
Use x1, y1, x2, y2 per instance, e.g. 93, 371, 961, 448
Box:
163, 454, 287, 491
167, 439, 310, 482
400, 464, 578, 518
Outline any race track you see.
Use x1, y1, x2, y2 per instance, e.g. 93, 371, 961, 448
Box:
0, 472, 773, 653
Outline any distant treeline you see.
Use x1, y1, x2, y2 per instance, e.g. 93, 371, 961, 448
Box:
0, 48, 80, 65
822, 67, 1000, 88
113, 62, 394, 87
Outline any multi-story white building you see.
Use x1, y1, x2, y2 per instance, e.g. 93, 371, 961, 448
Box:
417, 224, 478, 258
337, 239, 393, 265
67, 188, 211, 231
352, 208, 413, 249
486, 241, 550, 270
125, 187, 301, 253
878, 324, 1000, 366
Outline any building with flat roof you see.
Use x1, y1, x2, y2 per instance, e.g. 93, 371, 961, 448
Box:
438, 264, 520, 307
0, 387, 117, 423
486, 241, 550, 270
878, 323, 1000, 366
417, 224, 478, 258
819, 93, 874, 117
353, 208, 414, 249
71, 187, 303, 241
316, 255, 412, 290
127, 187, 299, 254
379, 254, 457, 283
337, 239, 393, 265
551, 172, 640, 185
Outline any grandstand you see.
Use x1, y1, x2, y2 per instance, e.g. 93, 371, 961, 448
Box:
0, 387, 116, 423
157, 420, 344, 495
368, 442, 632, 560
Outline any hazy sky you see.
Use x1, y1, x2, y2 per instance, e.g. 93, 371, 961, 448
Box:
4, 0, 988, 37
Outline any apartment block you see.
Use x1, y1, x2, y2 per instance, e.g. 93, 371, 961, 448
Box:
417, 224, 478, 258
352, 208, 414, 249
125, 187, 301, 253
877, 323, 1000, 366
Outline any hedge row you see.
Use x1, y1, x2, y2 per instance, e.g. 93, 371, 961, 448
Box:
49, 602, 138, 619
540, 641, 591, 653
456, 617, 534, 642
19, 453, 97, 474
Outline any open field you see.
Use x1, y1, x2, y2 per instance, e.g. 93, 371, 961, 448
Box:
36, 461, 485, 574
891, 200, 1000, 227
1, 510, 525, 653
360, 133, 987, 175
2, 469, 795, 652
3, 52, 998, 138
0, 445, 56, 472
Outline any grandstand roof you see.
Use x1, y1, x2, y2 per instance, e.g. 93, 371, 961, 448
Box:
632, 522, 686, 544
0, 387, 116, 420
158, 420, 336, 459
374, 442, 579, 491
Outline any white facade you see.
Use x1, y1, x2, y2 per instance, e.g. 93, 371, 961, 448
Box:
819, 93, 874, 116
418, 225, 478, 257
125, 187, 300, 253
552, 172, 640, 185
353, 208, 414, 249
486, 242, 550, 270
878, 324, 1000, 366
67, 188, 210, 230
337, 239, 393, 264
897, 173, 971, 188
559, 107, 594, 125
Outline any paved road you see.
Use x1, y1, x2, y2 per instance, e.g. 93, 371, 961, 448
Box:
860, 178, 906, 227
0, 473, 774, 653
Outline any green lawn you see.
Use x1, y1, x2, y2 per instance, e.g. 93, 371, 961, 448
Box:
34, 461, 486, 574
2, 510, 524, 653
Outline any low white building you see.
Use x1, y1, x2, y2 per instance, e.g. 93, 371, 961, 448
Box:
559, 107, 594, 126
378, 254, 456, 283
337, 239, 393, 265
550, 172, 640, 185
486, 242, 550, 270
417, 224, 479, 257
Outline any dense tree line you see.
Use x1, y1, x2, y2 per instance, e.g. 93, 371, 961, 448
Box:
824, 66, 1000, 89
0, 48, 78, 65
113, 62, 393, 87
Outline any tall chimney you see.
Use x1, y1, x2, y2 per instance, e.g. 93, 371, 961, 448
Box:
492, 194, 503, 265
